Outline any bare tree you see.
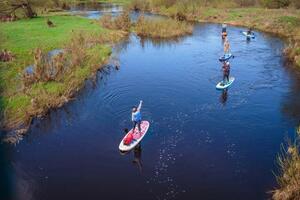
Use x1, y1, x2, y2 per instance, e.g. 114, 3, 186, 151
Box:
0, 0, 37, 18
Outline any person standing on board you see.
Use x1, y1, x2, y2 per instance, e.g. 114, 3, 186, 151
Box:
221, 24, 227, 39
224, 38, 230, 55
132, 100, 143, 134
222, 61, 230, 84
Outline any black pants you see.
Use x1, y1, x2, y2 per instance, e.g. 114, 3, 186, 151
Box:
223, 73, 229, 82
133, 120, 141, 132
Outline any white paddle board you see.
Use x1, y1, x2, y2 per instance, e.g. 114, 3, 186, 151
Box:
242, 31, 255, 39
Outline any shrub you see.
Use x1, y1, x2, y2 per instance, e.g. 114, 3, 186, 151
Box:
291, 0, 300, 9
135, 15, 193, 38
99, 12, 131, 31
115, 12, 131, 31
129, 0, 150, 11
260, 0, 291, 8
272, 130, 300, 200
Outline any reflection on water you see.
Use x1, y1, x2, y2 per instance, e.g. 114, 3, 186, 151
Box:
132, 144, 143, 173
0, 143, 13, 200
220, 89, 228, 105
70, 2, 123, 12
139, 36, 188, 49
70, 2, 123, 19
280, 62, 300, 122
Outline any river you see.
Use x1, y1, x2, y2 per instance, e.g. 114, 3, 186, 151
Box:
1, 3, 300, 200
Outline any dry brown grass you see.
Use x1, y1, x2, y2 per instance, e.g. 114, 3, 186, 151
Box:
272, 129, 300, 200
66, 32, 87, 67
99, 12, 131, 31
134, 14, 193, 38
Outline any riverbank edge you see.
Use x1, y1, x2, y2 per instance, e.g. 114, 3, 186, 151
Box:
133, 6, 300, 67
0, 15, 128, 143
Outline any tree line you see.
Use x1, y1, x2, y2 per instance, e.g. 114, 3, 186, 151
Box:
0, 0, 299, 20
138, 0, 300, 8
0, 0, 73, 19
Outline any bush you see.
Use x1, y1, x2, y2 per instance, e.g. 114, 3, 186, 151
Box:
130, 0, 150, 11
135, 15, 193, 38
272, 128, 300, 200
291, 0, 300, 9
260, 0, 291, 8
234, 0, 257, 6
115, 12, 131, 31
99, 12, 131, 31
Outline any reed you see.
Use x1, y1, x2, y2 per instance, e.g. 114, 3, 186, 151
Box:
99, 11, 131, 31
66, 31, 87, 67
134, 15, 193, 38
272, 129, 300, 200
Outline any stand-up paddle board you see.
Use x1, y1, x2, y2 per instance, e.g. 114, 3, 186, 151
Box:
219, 53, 233, 62
119, 121, 150, 152
242, 31, 255, 39
216, 77, 235, 90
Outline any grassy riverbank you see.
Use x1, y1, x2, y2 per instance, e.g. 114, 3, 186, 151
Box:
273, 129, 300, 200
0, 14, 125, 139
99, 11, 193, 38
129, 2, 300, 66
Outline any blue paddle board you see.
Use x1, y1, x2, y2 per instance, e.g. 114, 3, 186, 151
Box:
219, 53, 233, 62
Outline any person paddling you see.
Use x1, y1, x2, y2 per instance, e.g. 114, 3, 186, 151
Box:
224, 38, 230, 55
247, 27, 253, 35
222, 61, 230, 85
221, 23, 227, 39
132, 100, 143, 134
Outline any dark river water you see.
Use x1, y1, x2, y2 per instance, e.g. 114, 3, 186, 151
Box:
1, 4, 300, 200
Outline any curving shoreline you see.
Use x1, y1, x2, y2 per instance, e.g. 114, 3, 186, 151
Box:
130, 6, 300, 67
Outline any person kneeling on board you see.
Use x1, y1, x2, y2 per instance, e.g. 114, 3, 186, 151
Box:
247, 27, 253, 35
132, 100, 143, 134
222, 61, 230, 85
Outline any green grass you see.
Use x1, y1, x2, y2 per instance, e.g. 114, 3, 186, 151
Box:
0, 15, 106, 96
278, 16, 300, 26
5, 95, 31, 124
31, 82, 65, 96
0, 14, 116, 129
0, 15, 103, 57
202, 8, 219, 17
